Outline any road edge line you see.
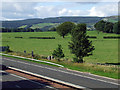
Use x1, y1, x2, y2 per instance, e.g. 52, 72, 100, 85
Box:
8, 66, 87, 90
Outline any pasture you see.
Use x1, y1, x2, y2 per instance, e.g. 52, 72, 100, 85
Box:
2, 31, 119, 63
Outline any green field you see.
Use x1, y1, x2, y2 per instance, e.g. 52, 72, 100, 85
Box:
30, 23, 58, 29
19, 25, 27, 28
2, 31, 119, 63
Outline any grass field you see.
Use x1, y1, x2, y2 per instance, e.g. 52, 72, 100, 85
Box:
2, 31, 119, 63
30, 23, 58, 29
19, 25, 27, 28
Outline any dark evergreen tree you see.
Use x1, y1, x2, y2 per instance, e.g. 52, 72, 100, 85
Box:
56, 22, 75, 38
113, 21, 120, 34
104, 22, 114, 33
94, 20, 106, 31
52, 44, 65, 61
68, 23, 95, 63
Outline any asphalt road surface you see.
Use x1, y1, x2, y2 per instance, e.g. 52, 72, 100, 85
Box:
1, 70, 53, 89
2, 56, 120, 89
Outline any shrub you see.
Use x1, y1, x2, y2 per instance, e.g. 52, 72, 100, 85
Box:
4, 46, 12, 52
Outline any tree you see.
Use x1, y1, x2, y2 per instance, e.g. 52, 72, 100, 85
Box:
56, 22, 75, 38
104, 22, 114, 33
94, 20, 106, 31
68, 23, 95, 63
113, 21, 120, 34
49, 27, 56, 31
52, 44, 65, 61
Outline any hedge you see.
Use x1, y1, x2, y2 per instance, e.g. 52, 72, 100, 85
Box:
29, 37, 55, 39
103, 36, 120, 39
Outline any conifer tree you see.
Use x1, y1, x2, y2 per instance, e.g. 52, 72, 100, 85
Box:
68, 24, 95, 63
52, 44, 65, 61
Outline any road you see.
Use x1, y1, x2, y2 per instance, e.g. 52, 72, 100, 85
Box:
2, 56, 120, 89
1, 70, 54, 89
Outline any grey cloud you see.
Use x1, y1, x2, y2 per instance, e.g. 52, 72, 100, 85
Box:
2, 2, 37, 20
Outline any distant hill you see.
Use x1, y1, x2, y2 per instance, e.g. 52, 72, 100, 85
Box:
102, 16, 119, 23
2, 16, 104, 30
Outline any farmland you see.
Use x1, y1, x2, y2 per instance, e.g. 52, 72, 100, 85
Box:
2, 31, 119, 64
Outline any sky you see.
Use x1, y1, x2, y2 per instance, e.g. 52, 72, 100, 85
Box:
0, 0, 119, 21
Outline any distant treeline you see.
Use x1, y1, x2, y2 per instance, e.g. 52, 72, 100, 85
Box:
0, 28, 42, 32
94, 20, 120, 34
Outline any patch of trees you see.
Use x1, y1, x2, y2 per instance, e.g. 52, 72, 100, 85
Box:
1, 28, 42, 32
94, 20, 120, 34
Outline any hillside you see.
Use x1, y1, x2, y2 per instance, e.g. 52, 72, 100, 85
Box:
2, 16, 104, 30
102, 16, 119, 23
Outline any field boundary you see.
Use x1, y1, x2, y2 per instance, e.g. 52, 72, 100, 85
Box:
0, 53, 64, 67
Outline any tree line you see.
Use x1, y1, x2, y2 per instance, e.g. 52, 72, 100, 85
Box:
94, 20, 120, 34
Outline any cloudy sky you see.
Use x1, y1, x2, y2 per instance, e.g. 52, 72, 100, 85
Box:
0, 0, 119, 21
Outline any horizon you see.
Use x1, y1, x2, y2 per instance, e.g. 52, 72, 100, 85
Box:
1, 15, 119, 22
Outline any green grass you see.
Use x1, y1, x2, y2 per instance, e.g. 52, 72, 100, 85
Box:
18, 25, 27, 28
30, 23, 58, 29
62, 63, 119, 79
2, 31, 119, 63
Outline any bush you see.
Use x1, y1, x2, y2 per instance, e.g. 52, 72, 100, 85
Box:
33, 54, 41, 60
3, 46, 12, 52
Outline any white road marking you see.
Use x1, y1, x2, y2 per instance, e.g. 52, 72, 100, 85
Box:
9, 67, 86, 89
10, 73, 56, 89
4, 58, 120, 86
